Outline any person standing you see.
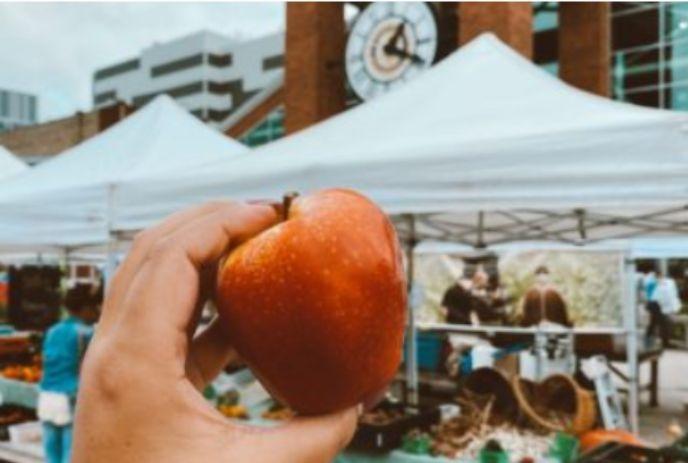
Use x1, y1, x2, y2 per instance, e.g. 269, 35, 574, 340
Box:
441, 271, 475, 325
519, 266, 571, 327
38, 284, 100, 463
648, 271, 681, 348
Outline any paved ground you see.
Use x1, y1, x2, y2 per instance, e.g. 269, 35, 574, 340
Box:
637, 349, 688, 445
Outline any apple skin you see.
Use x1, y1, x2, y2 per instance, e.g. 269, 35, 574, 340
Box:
216, 188, 407, 415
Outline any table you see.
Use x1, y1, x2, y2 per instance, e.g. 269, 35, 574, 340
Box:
0, 441, 42, 463
573, 334, 663, 408
606, 346, 663, 408
671, 314, 688, 349
0, 378, 38, 410
482, 330, 663, 407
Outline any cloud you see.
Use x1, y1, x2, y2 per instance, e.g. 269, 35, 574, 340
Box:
0, 2, 285, 122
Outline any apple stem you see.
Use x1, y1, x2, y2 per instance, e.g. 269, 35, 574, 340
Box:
282, 192, 299, 220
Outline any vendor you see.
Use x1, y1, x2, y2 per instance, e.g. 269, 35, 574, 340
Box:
38, 284, 100, 463
441, 271, 476, 325
519, 266, 571, 327
471, 270, 510, 324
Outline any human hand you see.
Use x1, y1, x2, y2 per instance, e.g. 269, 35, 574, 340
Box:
72, 202, 360, 463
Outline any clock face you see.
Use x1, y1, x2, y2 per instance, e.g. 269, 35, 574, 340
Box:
345, 2, 438, 101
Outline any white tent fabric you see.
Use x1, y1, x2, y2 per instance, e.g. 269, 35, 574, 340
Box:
0, 95, 249, 249
2, 34, 688, 250
0, 146, 27, 179
118, 33, 688, 246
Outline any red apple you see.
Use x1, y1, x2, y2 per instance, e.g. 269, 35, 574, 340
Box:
216, 188, 407, 414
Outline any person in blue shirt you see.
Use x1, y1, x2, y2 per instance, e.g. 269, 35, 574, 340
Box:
38, 284, 100, 463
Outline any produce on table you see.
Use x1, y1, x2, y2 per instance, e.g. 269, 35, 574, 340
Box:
578, 428, 642, 452
1, 364, 42, 383
460, 367, 519, 421
217, 404, 249, 420
359, 407, 406, 426
217, 189, 407, 414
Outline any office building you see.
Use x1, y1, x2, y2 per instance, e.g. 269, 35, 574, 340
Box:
0, 89, 38, 132
92, 30, 284, 129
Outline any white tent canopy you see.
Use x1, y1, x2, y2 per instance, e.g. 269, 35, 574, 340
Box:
0, 95, 249, 250
0, 146, 27, 180
118, 33, 688, 247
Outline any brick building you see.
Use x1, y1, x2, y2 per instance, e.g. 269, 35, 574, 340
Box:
0, 103, 131, 164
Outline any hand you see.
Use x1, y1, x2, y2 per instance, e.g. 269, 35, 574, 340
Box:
72, 202, 360, 463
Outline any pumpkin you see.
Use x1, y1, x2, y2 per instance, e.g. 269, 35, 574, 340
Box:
579, 429, 642, 452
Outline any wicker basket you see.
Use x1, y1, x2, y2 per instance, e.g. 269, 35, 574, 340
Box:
512, 373, 597, 434
459, 367, 521, 422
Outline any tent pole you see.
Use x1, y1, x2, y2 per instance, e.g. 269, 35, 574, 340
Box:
105, 184, 118, 286
624, 252, 639, 433
404, 214, 419, 410
64, 247, 71, 276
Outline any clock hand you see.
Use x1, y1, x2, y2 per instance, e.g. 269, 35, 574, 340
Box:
383, 22, 406, 55
385, 46, 425, 65
391, 21, 405, 46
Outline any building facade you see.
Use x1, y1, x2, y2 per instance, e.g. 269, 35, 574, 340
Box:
534, 2, 688, 110
92, 30, 284, 129
234, 2, 688, 148
0, 89, 37, 133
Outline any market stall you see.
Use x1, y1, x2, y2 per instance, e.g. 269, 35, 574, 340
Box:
0, 94, 250, 256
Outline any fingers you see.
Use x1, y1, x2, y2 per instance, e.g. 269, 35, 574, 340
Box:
186, 318, 240, 390
116, 203, 277, 350
99, 202, 230, 333
250, 406, 360, 463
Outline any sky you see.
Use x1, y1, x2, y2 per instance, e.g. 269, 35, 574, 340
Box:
0, 2, 285, 122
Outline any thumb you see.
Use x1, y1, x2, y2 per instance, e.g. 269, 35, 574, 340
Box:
250, 405, 360, 463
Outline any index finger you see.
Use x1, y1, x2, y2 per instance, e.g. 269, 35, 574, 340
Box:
117, 203, 277, 348
100, 201, 232, 332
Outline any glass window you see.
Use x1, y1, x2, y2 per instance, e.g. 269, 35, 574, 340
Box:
0, 91, 7, 117
151, 54, 203, 78
94, 59, 140, 81
240, 107, 285, 147
29, 96, 37, 122
18, 95, 25, 120
533, 2, 558, 32
540, 62, 559, 76
670, 3, 688, 109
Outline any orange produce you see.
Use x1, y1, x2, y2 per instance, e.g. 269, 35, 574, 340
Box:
216, 189, 407, 415
2, 364, 41, 383
579, 429, 642, 452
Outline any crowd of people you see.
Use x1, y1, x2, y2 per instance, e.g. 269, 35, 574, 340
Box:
440, 264, 571, 329
438, 259, 684, 347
